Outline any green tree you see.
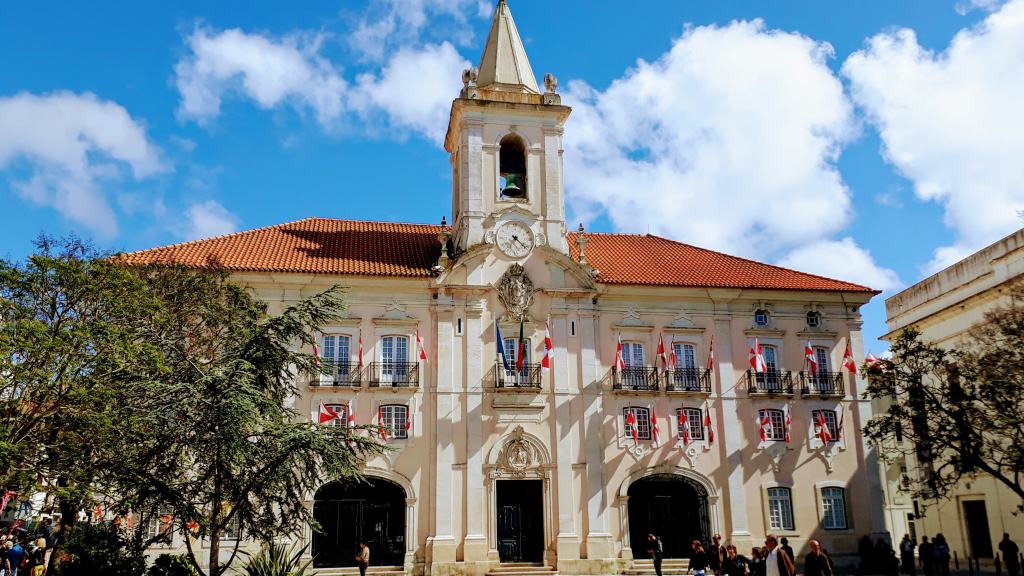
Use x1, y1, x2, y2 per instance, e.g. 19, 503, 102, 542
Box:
864, 284, 1024, 510
107, 264, 383, 576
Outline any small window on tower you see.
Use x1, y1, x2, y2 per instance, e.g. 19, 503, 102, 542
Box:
499, 134, 527, 200
806, 311, 821, 328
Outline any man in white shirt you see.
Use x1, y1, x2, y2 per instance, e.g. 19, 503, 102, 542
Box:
765, 535, 795, 576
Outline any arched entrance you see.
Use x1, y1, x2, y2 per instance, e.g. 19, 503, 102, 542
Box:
627, 473, 710, 559
312, 478, 406, 568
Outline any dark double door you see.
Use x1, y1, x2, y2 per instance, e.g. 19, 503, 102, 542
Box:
312, 479, 406, 568
496, 480, 544, 563
628, 474, 710, 559
963, 500, 993, 558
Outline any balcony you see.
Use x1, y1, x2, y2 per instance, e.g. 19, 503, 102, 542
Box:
746, 369, 795, 395
664, 368, 712, 393
368, 362, 419, 388
494, 362, 542, 389
799, 370, 844, 397
310, 363, 361, 387
612, 366, 660, 392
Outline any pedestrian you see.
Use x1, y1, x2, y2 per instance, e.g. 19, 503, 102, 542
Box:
780, 538, 795, 568
5, 539, 25, 576
723, 544, 751, 576
751, 547, 767, 576
26, 541, 43, 576
647, 534, 664, 576
709, 534, 726, 576
860, 535, 876, 575
999, 534, 1020, 576
355, 541, 370, 576
765, 535, 796, 576
805, 540, 834, 576
692, 540, 710, 576
919, 537, 934, 576
900, 534, 917, 576
933, 534, 950, 576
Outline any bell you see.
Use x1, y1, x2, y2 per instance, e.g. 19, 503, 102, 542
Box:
501, 173, 525, 198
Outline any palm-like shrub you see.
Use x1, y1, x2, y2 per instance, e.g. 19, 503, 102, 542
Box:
241, 543, 313, 576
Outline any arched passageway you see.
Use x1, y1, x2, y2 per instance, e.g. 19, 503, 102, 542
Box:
628, 473, 710, 559
312, 478, 406, 568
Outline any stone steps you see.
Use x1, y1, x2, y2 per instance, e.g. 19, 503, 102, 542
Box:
486, 562, 558, 576
626, 558, 691, 575
313, 566, 405, 576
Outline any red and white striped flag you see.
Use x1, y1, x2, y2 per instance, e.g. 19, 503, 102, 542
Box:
817, 411, 833, 444
678, 409, 690, 445
318, 402, 340, 424
651, 407, 661, 447
378, 406, 389, 442
837, 405, 845, 441
541, 323, 553, 375
668, 336, 677, 370
704, 405, 714, 445
707, 335, 715, 372
758, 410, 770, 445
312, 334, 320, 364
625, 409, 638, 446
615, 335, 626, 370
347, 399, 356, 430
416, 330, 429, 363
842, 341, 857, 374
785, 407, 792, 445
865, 352, 880, 370
750, 338, 767, 373
804, 341, 817, 375
657, 334, 668, 371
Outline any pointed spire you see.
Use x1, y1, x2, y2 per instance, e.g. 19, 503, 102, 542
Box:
477, 0, 540, 94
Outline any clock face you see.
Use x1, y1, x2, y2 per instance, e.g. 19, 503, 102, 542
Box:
496, 222, 533, 258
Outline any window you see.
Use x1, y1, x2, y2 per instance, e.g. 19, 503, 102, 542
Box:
503, 337, 530, 368
498, 134, 527, 199
620, 342, 647, 388
623, 407, 651, 440
457, 318, 463, 335
759, 409, 786, 441
754, 309, 770, 326
380, 404, 409, 439
146, 510, 173, 543
806, 311, 821, 328
757, 344, 781, 389
821, 487, 848, 529
762, 345, 779, 372
813, 409, 839, 441
380, 335, 409, 382
323, 403, 348, 427
571, 321, 576, 337
676, 407, 705, 441
814, 347, 831, 373
322, 335, 351, 380
767, 487, 795, 531
673, 343, 696, 370
222, 515, 242, 540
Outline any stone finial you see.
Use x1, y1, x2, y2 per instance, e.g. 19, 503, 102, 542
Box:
543, 73, 558, 94
575, 223, 588, 265
460, 67, 479, 99
435, 217, 452, 271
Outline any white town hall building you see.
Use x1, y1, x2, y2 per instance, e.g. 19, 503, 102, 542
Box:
126, 2, 888, 574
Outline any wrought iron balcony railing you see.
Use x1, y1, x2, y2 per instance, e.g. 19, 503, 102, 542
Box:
368, 362, 419, 388
799, 370, 844, 397
494, 362, 542, 389
746, 369, 795, 395
664, 368, 712, 393
612, 366, 660, 391
310, 363, 362, 387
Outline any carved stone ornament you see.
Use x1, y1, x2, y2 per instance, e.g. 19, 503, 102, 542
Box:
497, 264, 535, 322
498, 426, 536, 477
680, 441, 711, 468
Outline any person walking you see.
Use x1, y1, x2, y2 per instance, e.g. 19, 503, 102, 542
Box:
999, 534, 1020, 576
780, 538, 795, 568
751, 547, 767, 576
900, 534, 917, 576
933, 534, 951, 576
692, 540, 710, 576
805, 540, 834, 576
355, 541, 370, 576
765, 535, 796, 576
647, 534, 664, 576
709, 534, 726, 576
723, 544, 751, 576
919, 537, 934, 576
5, 539, 25, 576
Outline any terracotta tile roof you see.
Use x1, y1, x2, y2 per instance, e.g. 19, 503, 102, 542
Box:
567, 232, 877, 293
122, 217, 875, 293
120, 218, 443, 277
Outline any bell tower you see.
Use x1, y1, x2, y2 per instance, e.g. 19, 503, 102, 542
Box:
444, 0, 571, 256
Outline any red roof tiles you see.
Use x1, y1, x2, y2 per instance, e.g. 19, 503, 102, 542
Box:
122, 217, 875, 293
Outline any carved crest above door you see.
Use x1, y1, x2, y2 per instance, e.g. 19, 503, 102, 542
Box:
497, 264, 535, 322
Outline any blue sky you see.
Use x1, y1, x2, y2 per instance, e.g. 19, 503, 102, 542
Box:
2, 0, 1023, 352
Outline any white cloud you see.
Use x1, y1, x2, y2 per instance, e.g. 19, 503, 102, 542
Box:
563, 20, 857, 262
353, 42, 469, 144
843, 0, 1024, 275
175, 27, 348, 127
349, 0, 489, 60
955, 0, 1004, 15
777, 237, 903, 292
182, 200, 239, 240
0, 91, 164, 236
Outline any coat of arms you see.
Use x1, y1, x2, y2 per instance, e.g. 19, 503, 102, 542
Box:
497, 264, 535, 322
